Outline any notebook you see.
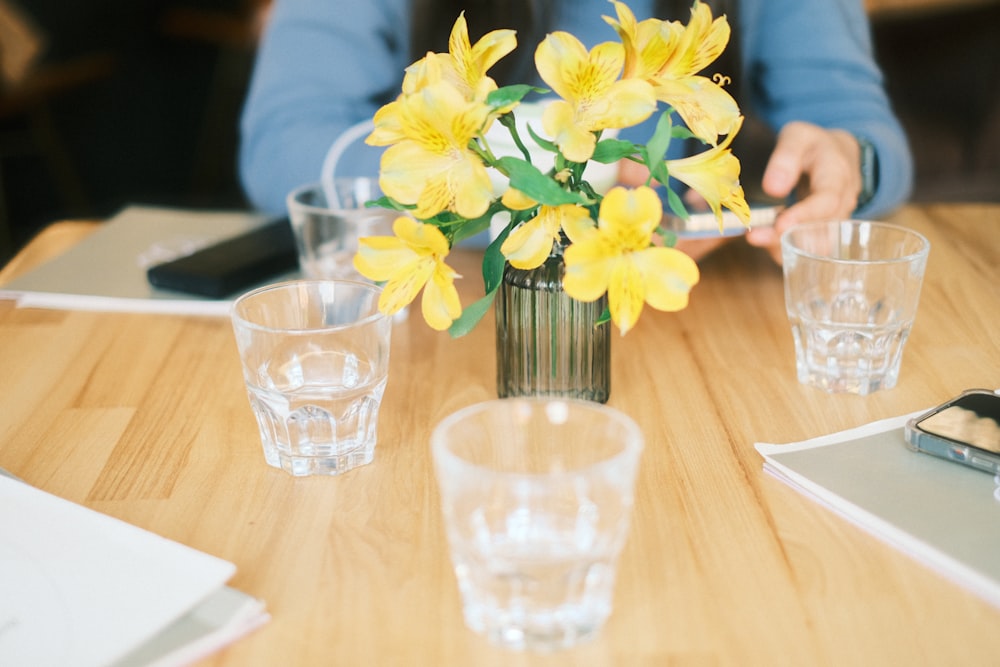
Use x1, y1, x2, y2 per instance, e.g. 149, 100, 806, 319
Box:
0, 205, 297, 315
756, 410, 1000, 610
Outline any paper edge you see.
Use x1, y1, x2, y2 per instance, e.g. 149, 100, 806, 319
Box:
0, 291, 233, 317
135, 589, 270, 667
753, 410, 924, 457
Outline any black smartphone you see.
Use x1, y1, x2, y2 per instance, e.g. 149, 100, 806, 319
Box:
147, 217, 298, 298
905, 389, 1000, 474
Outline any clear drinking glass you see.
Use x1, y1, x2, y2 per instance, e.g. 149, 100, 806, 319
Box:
781, 220, 930, 395
286, 180, 397, 281
431, 398, 643, 651
231, 280, 391, 476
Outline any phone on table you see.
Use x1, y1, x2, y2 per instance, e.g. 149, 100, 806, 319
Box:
147, 217, 298, 298
905, 389, 1000, 474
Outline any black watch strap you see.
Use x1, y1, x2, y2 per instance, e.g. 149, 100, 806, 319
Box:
856, 135, 879, 209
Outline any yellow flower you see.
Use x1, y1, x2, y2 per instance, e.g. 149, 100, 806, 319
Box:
667, 117, 750, 229
399, 13, 516, 104
534, 32, 656, 162
353, 216, 462, 331
604, 0, 684, 82
373, 80, 495, 220
446, 12, 517, 101
500, 201, 593, 269
605, 0, 739, 143
563, 186, 699, 335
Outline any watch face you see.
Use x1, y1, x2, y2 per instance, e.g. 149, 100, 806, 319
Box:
857, 136, 878, 207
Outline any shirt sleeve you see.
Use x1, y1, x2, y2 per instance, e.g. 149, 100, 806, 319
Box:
739, 0, 913, 218
239, 0, 409, 214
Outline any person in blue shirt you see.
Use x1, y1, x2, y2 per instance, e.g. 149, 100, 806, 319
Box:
239, 0, 912, 263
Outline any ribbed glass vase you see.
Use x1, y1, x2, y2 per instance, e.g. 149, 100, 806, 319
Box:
494, 239, 611, 403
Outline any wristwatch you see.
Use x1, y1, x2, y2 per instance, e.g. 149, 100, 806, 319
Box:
856, 135, 879, 209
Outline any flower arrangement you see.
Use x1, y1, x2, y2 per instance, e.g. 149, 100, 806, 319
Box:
352, 0, 750, 336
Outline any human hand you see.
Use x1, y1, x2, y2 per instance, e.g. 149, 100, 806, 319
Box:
746, 121, 862, 264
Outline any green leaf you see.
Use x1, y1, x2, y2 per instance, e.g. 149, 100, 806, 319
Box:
525, 124, 557, 153
596, 306, 611, 326
449, 201, 506, 245
450, 217, 492, 245
448, 290, 498, 338
365, 195, 410, 211
665, 187, 688, 220
482, 224, 511, 294
655, 226, 678, 248
591, 138, 638, 164
671, 125, 698, 141
649, 159, 670, 189
497, 157, 586, 206
487, 85, 543, 110
645, 111, 673, 168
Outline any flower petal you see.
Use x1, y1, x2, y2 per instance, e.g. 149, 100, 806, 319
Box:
534, 32, 590, 102
380, 256, 436, 315
421, 264, 463, 330
598, 185, 662, 243
633, 247, 700, 312
354, 233, 415, 282
655, 76, 740, 144
561, 206, 599, 244
606, 258, 645, 335
501, 217, 555, 269
667, 118, 751, 228
501, 187, 537, 211
563, 237, 615, 302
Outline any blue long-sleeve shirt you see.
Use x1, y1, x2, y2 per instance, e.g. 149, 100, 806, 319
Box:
239, 0, 912, 219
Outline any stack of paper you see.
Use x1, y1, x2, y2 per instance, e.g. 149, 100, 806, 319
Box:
756, 411, 1000, 610
0, 474, 268, 667
0, 205, 295, 316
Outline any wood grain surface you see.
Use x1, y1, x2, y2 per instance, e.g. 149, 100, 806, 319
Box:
2, 203, 999, 665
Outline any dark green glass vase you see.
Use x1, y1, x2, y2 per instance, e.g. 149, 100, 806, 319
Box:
495, 240, 611, 403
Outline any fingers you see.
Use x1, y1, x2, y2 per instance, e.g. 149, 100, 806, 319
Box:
761, 122, 813, 201
747, 122, 863, 263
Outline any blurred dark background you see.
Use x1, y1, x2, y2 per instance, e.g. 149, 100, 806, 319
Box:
1, 0, 998, 266
0, 0, 265, 262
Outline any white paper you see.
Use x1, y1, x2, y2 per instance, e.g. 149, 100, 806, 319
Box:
0, 475, 267, 667
755, 408, 1000, 610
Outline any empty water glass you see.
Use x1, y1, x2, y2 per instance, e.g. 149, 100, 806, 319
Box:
781, 220, 930, 395
231, 280, 391, 476
431, 398, 643, 651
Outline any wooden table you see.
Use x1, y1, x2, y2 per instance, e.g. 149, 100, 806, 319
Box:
2, 203, 999, 665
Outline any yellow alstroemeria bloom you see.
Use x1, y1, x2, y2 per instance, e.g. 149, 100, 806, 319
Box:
667, 117, 751, 229
353, 216, 462, 331
446, 12, 517, 101
604, 0, 684, 82
373, 80, 494, 220
398, 13, 515, 102
501, 202, 593, 270
605, 0, 739, 143
535, 32, 656, 163
563, 186, 699, 335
